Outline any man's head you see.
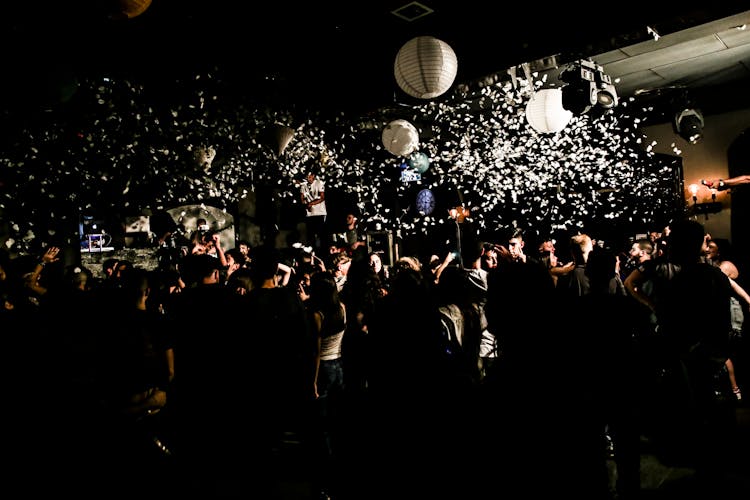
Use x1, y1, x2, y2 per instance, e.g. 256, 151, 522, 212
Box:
332, 251, 352, 276
508, 229, 526, 261
538, 238, 556, 254
667, 218, 706, 265
629, 238, 653, 264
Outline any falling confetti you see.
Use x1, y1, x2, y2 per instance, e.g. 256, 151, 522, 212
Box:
0, 69, 680, 253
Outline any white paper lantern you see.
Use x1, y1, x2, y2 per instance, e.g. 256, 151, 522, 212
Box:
382, 119, 419, 157
394, 36, 458, 99
272, 124, 296, 156
525, 88, 573, 133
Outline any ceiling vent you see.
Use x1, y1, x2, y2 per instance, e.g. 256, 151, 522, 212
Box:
391, 2, 434, 22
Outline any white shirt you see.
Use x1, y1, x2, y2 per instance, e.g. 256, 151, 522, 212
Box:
300, 178, 327, 217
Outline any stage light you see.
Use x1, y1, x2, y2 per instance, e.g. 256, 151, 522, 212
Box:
560, 59, 618, 115
674, 108, 704, 144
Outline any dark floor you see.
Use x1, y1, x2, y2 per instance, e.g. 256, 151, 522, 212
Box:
636, 404, 750, 498
269, 405, 750, 500
12, 393, 747, 499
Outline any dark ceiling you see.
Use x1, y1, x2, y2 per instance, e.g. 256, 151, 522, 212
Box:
3, 2, 749, 116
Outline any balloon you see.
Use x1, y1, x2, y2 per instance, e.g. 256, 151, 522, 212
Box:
382, 119, 419, 157
416, 189, 436, 215
408, 151, 431, 174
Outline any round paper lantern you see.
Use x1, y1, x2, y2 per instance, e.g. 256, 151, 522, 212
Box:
394, 36, 458, 99
272, 124, 296, 156
525, 88, 573, 133
416, 189, 436, 215
110, 0, 151, 19
382, 119, 419, 157
408, 151, 431, 174
263, 123, 296, 157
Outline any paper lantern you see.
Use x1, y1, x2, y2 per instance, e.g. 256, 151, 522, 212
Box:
382, 119, 419, 157
408, 151, 431, 174
270, 124, 296, 156
114, 0, 152, 19
394, 36, 458, 99
525, 88, 573, 134
416, 189, 436, 215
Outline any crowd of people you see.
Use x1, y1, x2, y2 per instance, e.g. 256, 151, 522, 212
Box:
1, 215, 748, 498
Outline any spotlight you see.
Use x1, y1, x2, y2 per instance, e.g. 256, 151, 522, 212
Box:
560, 59, 618, 114
594, 72, 617, 109
674, 108, 704, 144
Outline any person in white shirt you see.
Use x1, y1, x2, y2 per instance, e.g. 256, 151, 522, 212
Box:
299, 169, 328, 251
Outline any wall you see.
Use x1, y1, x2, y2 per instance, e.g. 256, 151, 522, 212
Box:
641, 107, 750, 241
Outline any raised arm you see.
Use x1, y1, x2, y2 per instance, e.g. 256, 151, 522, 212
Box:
702, 175, 750, 191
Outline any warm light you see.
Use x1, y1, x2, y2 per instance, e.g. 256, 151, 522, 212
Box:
687, 182, 722, 218
112, 0, 152, 20
688, 183, 700, 202
449, 206, 470, 223
394, 36, 458, 99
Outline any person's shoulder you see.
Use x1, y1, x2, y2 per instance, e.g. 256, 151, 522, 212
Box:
719, 260, 739, 279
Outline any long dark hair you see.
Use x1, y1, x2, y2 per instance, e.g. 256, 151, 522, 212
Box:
307, 271, 345, 327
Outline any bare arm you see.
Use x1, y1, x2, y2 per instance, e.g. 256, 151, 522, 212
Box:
312, 311, 323, 399
623, 267, 655, 312
729, 277, 750, 307
307, 190, 325, 209
211, 233, 228, 267
277, 262, 293, 287
165, 348, 175, 384
433, 252, 456, 283
703, 175, 750, 191
24, 246, 60, 296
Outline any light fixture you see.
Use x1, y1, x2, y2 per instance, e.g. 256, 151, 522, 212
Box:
394, 36, 458, 99
674, 108, 704, 144
687, 182, 721, 219
688, 183, 699, 203
525, 88, 573, 133
559, 59, 618, 115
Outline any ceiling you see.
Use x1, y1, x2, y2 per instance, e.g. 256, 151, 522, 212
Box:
589, 9, 750, 121
3, 2, 750, 121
